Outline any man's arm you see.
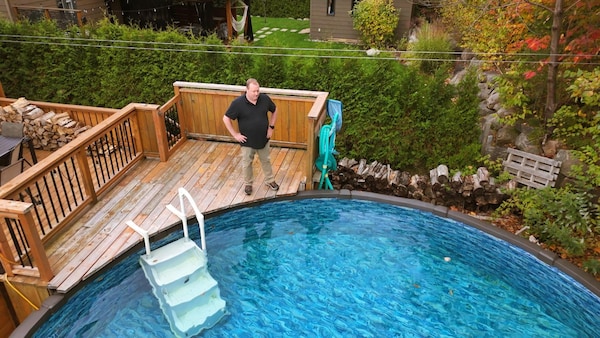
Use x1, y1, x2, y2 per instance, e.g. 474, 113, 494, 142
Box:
267, 108, 277, 139
223, 115, 247, 143
269, 108, 278, 127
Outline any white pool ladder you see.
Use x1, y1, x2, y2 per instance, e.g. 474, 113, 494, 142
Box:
126, 187, 226, 337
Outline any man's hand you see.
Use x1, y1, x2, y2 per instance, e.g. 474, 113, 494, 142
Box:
267, 128, 273, 140
235, 133, 247, 143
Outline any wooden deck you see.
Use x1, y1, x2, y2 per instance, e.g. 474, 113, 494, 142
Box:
43, 139, 306, 293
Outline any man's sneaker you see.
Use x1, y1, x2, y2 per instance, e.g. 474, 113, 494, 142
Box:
244, 185, 253, 195
265, 181, 279, 191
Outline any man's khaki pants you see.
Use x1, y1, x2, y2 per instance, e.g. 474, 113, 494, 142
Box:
241, 142, 274, 185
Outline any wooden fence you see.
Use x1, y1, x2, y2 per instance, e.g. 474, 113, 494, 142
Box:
12, 6, 84, 28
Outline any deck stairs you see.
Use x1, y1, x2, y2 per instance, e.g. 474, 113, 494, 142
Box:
126, 187, 226, 337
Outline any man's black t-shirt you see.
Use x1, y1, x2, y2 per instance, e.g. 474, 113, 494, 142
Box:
225, 93, 276, 149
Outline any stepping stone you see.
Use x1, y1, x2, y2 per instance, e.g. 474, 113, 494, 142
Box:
280, 28, 288, 32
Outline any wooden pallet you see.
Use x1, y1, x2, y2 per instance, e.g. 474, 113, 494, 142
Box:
503, 148, 562, 189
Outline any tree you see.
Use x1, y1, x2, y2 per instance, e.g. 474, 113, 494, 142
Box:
351, 0, 400, 48
440, 0, 600, 137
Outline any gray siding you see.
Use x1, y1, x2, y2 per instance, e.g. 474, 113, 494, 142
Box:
310, 0, 413, 43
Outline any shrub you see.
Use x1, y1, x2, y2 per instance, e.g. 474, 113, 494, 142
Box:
495, 187, 599, 258
406, 21, 455, 74
350, 0, 399, 48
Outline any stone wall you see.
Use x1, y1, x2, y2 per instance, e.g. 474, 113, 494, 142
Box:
450, 57, 579, 188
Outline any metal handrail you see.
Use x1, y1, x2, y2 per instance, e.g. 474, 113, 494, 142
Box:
128, 187, 207, 259
166, 187, 207, 252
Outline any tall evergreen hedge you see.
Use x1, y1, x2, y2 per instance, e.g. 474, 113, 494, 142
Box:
250, 0, 310, 19
0, 19, 480, 172
211, 0, 309, 19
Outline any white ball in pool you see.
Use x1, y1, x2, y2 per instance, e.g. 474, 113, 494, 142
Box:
444, 257, 451, 262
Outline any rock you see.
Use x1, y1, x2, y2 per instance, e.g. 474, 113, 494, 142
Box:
495, 107, 513, 118
542, 139, 559, 158
495, 125, 519, 147
478, 101, 494, 116
554, 149, 581, 187
477, 83, 491, 100
515, 133, 541, 154
461, 50, 476, 61
486, 90, 501, 109
449, 69, 468, 85
366, 48, 380, 56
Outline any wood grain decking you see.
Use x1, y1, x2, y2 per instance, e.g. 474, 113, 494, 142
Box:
44, 140, 307, 293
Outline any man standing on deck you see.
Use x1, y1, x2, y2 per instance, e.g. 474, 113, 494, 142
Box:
223, 78, 279, 195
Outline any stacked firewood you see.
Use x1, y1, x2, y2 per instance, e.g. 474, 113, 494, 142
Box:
0, 98, 91, 151
332, 158, 516, 211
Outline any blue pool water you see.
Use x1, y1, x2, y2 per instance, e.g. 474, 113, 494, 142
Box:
35, 198, 600, 337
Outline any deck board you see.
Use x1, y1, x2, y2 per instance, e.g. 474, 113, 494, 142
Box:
44, 140, 306, 293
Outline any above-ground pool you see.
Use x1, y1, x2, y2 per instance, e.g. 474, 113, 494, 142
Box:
31, 195, 600, 337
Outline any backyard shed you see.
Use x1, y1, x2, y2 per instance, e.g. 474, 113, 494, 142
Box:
309, 0, 413, 42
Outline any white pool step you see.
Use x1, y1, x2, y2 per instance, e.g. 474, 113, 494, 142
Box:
127, 187, 226, 337
139, 237, 226, 336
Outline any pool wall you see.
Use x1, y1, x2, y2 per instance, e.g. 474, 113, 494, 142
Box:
11, 189, 600, 337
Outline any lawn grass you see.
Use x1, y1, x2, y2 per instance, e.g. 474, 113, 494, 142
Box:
251, 16, 310, 32
247, 16, 354, 50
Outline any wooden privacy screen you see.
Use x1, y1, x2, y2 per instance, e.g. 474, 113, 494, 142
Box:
176, 87, 315, 149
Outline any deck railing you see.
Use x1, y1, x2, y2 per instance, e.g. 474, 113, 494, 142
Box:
0, 103, 162, 281
0, 82, 327, 284
13, 6, 84, 28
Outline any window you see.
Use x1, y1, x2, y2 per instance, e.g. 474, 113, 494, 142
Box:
327, 0, 335, 16
56, 0, 76, 10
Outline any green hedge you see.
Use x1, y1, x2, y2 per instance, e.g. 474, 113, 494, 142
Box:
0, 19, 480, 172
212, 0, 310, 19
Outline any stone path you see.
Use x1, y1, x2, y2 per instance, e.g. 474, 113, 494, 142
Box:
253, 27, 309, 41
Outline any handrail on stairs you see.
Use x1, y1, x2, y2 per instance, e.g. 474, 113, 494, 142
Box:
127, 187, 207, 258
126, 221, 151, 257
166, 187, 207, 252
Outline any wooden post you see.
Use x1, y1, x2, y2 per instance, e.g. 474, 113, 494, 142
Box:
0, 80, 5, 97
226, 0, 233, 41
76, 11, 83, 27
305, 93, 328, 190
0, 200, 53, 282
153, 104, 169, 162
18, 206, 53, 282
75, 148, 97, 203
0, 216, 15, 277
3, 0, 15, 22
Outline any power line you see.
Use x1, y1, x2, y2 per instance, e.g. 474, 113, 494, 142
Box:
2, 33, 599, 58
0, 34, 598, 65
